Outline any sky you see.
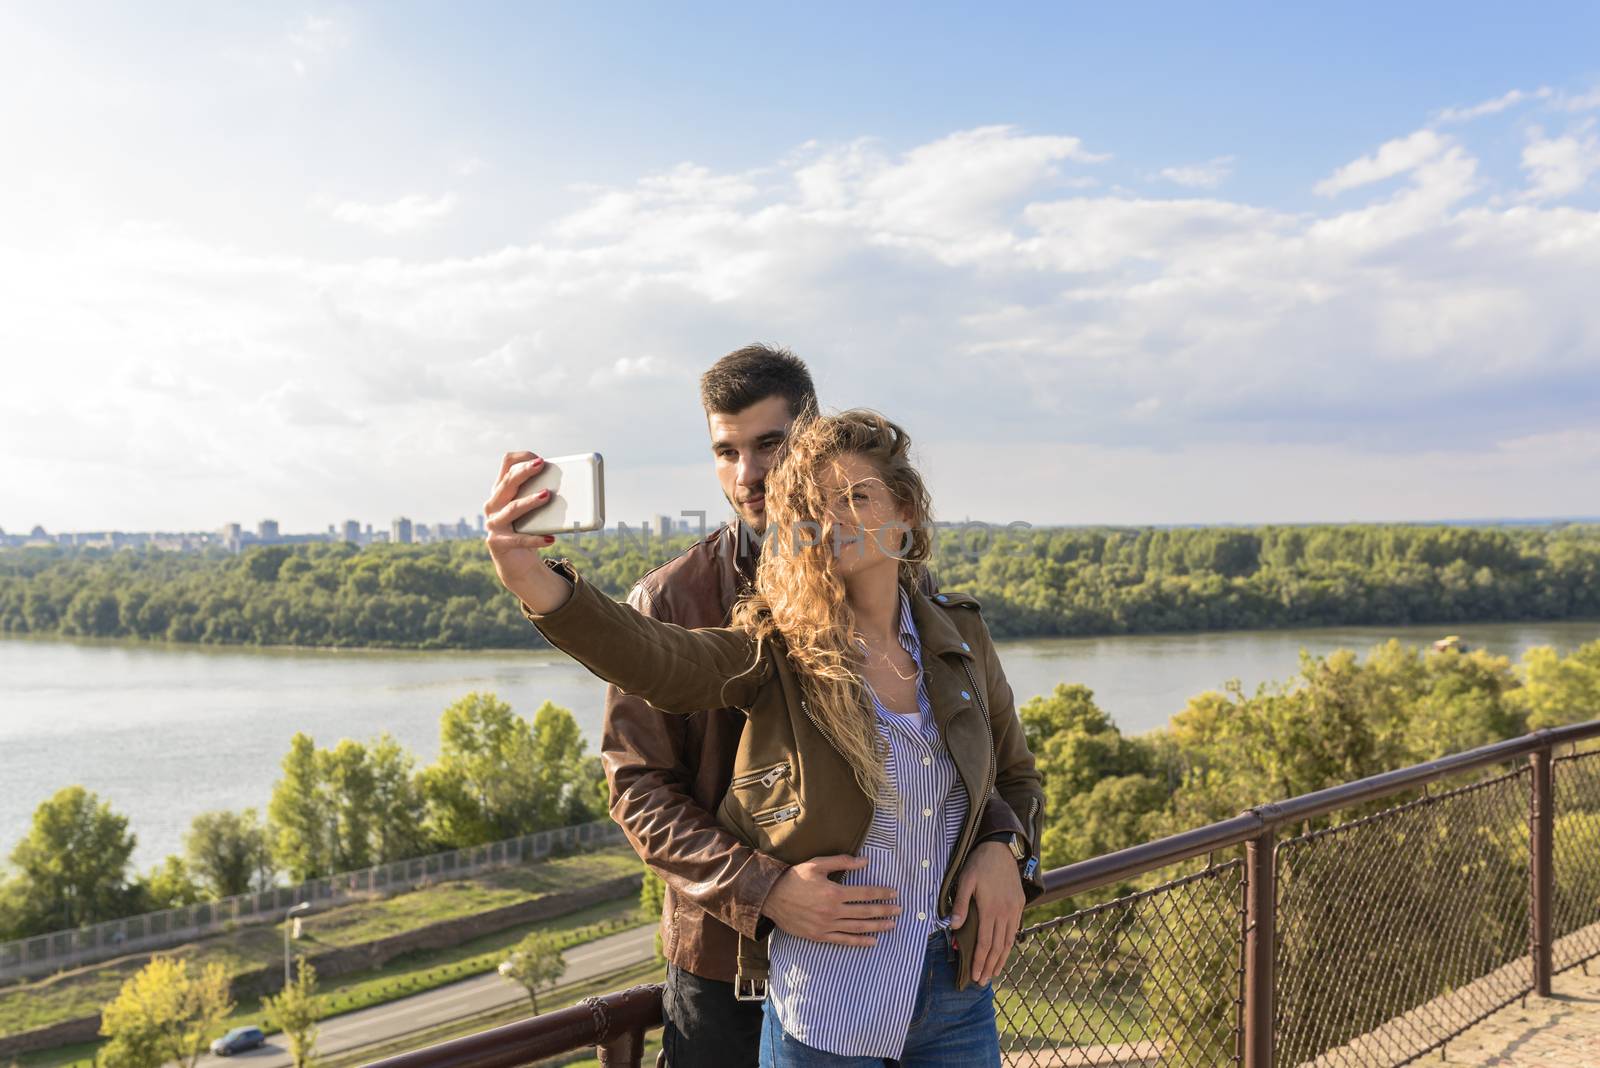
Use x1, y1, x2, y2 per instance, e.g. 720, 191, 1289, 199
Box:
2, 3, 1599, 534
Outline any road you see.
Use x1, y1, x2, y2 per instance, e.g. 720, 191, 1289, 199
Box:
197, 925, 657, 1068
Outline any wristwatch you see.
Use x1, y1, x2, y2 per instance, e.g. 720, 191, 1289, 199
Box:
979, 831, 1027, 861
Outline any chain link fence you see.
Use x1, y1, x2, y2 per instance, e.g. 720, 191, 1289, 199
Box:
0, 817, 625, 984
997, 861, 1245, 1067
988, 747, 1600, 1068
1274, 767, 1532, 1067
1551, 750, 1600, 974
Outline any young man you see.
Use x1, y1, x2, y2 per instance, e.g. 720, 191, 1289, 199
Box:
600, 345, 1034, 1068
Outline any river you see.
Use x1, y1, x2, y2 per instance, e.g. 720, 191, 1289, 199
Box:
2, 619, 1596, 867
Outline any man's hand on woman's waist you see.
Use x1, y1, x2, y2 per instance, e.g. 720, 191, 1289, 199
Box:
760, 855, 901, 947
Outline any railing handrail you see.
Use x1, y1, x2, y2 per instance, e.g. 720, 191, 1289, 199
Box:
369, 719, 1600, 1068
366, 983, 663, 1068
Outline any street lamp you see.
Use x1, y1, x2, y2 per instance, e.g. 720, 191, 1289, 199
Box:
284, 902, 311, 987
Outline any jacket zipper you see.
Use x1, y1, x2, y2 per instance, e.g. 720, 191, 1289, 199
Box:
730, 761, 791, 789
942, 658, 997, 913
753, 804, 801, 826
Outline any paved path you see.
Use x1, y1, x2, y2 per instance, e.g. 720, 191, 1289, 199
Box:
195, 925, 656, 1068
1429, 967, 1600, 1066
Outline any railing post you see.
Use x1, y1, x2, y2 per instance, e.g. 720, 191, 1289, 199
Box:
1531, 746, 1555, 996
596, 1027, 648, 1068
1243, 829, 1276, 1068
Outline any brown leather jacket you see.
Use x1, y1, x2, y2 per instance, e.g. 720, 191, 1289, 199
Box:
526, 525, 1041, 985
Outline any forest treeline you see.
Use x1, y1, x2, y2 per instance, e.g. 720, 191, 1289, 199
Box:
0, 694, 606, 941
2, 522, 1597, 649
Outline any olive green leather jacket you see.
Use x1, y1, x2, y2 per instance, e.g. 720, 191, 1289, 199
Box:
522, 558, 1045, 989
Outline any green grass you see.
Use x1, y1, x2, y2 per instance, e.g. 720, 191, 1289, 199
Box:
292, 850, 641, 948
12, 897, 654, 1068
0, 846, 640, 1041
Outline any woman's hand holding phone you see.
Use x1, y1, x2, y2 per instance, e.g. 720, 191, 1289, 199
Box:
483, 451, 575, 614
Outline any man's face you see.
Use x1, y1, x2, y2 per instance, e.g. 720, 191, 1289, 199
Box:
707, 394, 796, 533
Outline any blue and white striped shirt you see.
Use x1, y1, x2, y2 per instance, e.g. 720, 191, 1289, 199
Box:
765, 586, 971, 1059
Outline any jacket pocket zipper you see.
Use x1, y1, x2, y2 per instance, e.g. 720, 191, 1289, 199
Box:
730, 761, 791, 790
753, 804, 801, 826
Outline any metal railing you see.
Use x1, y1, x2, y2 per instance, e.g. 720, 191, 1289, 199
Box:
367, 722, 1600, 1068
0, 818, 625, 984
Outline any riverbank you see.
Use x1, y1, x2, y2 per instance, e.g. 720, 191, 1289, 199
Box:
7, 620, 1600, 868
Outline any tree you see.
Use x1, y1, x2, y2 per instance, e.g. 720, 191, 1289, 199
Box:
498, 930, 567, 1015
320, 740, 376, 871
184, 809, 273, 898
134, 856, 204, 911
269, 734, 331, 881
423, 693, 542, 846
9, 785, 137, 933
529, 701, 595, 827
368, 733, 430, 862
1017, 685, 1168, 907
98, 956, 234, 1068
261, 957, 322, 1068
1518, 640, 1600, 730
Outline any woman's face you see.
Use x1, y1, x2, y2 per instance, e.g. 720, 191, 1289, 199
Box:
815, 451, 914, 579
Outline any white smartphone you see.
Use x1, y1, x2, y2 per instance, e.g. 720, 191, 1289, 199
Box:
510, 452, 606, 536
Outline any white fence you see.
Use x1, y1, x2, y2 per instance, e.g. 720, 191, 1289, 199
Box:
0, 817, 626, 984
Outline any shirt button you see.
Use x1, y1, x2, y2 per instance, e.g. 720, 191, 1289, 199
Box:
961, 642, 970, 651
935, 594, 947, 603
917, 911, 927, 921
921, 755, 932, 766
960, 690, 971, 700
922, 808, 933, 817
921, 859, 931, 868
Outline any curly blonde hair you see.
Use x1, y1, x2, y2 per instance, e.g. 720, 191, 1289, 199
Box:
731, 409, 934, 801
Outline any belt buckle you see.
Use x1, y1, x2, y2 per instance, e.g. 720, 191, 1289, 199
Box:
735, 977, 768, 1002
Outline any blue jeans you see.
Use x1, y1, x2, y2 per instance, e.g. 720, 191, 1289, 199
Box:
758, 933, 1002, 1068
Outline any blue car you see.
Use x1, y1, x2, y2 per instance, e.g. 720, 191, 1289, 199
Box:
210, 1026, 266, 1056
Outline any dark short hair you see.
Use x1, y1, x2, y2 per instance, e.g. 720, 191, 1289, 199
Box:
699, 344, 818, 419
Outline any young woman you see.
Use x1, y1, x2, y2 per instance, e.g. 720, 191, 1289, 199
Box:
485, 410, 1044, 1067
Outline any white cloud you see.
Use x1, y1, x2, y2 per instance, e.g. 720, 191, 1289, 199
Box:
1519, 124, 1600, 201
1158, 156, 1235, 188
4, 118, 1600, 531
1435, 86, 1553, 123
316, 191, 459, 234
1314, 129, 1450, 196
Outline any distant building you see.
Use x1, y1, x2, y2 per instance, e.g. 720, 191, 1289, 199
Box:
475, 514, 486, 533
343, 520, 361, 543
392, 517, 413, 545
258, 519, 280, 542
655, 515, 674, 541
220, 522, 243, 552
